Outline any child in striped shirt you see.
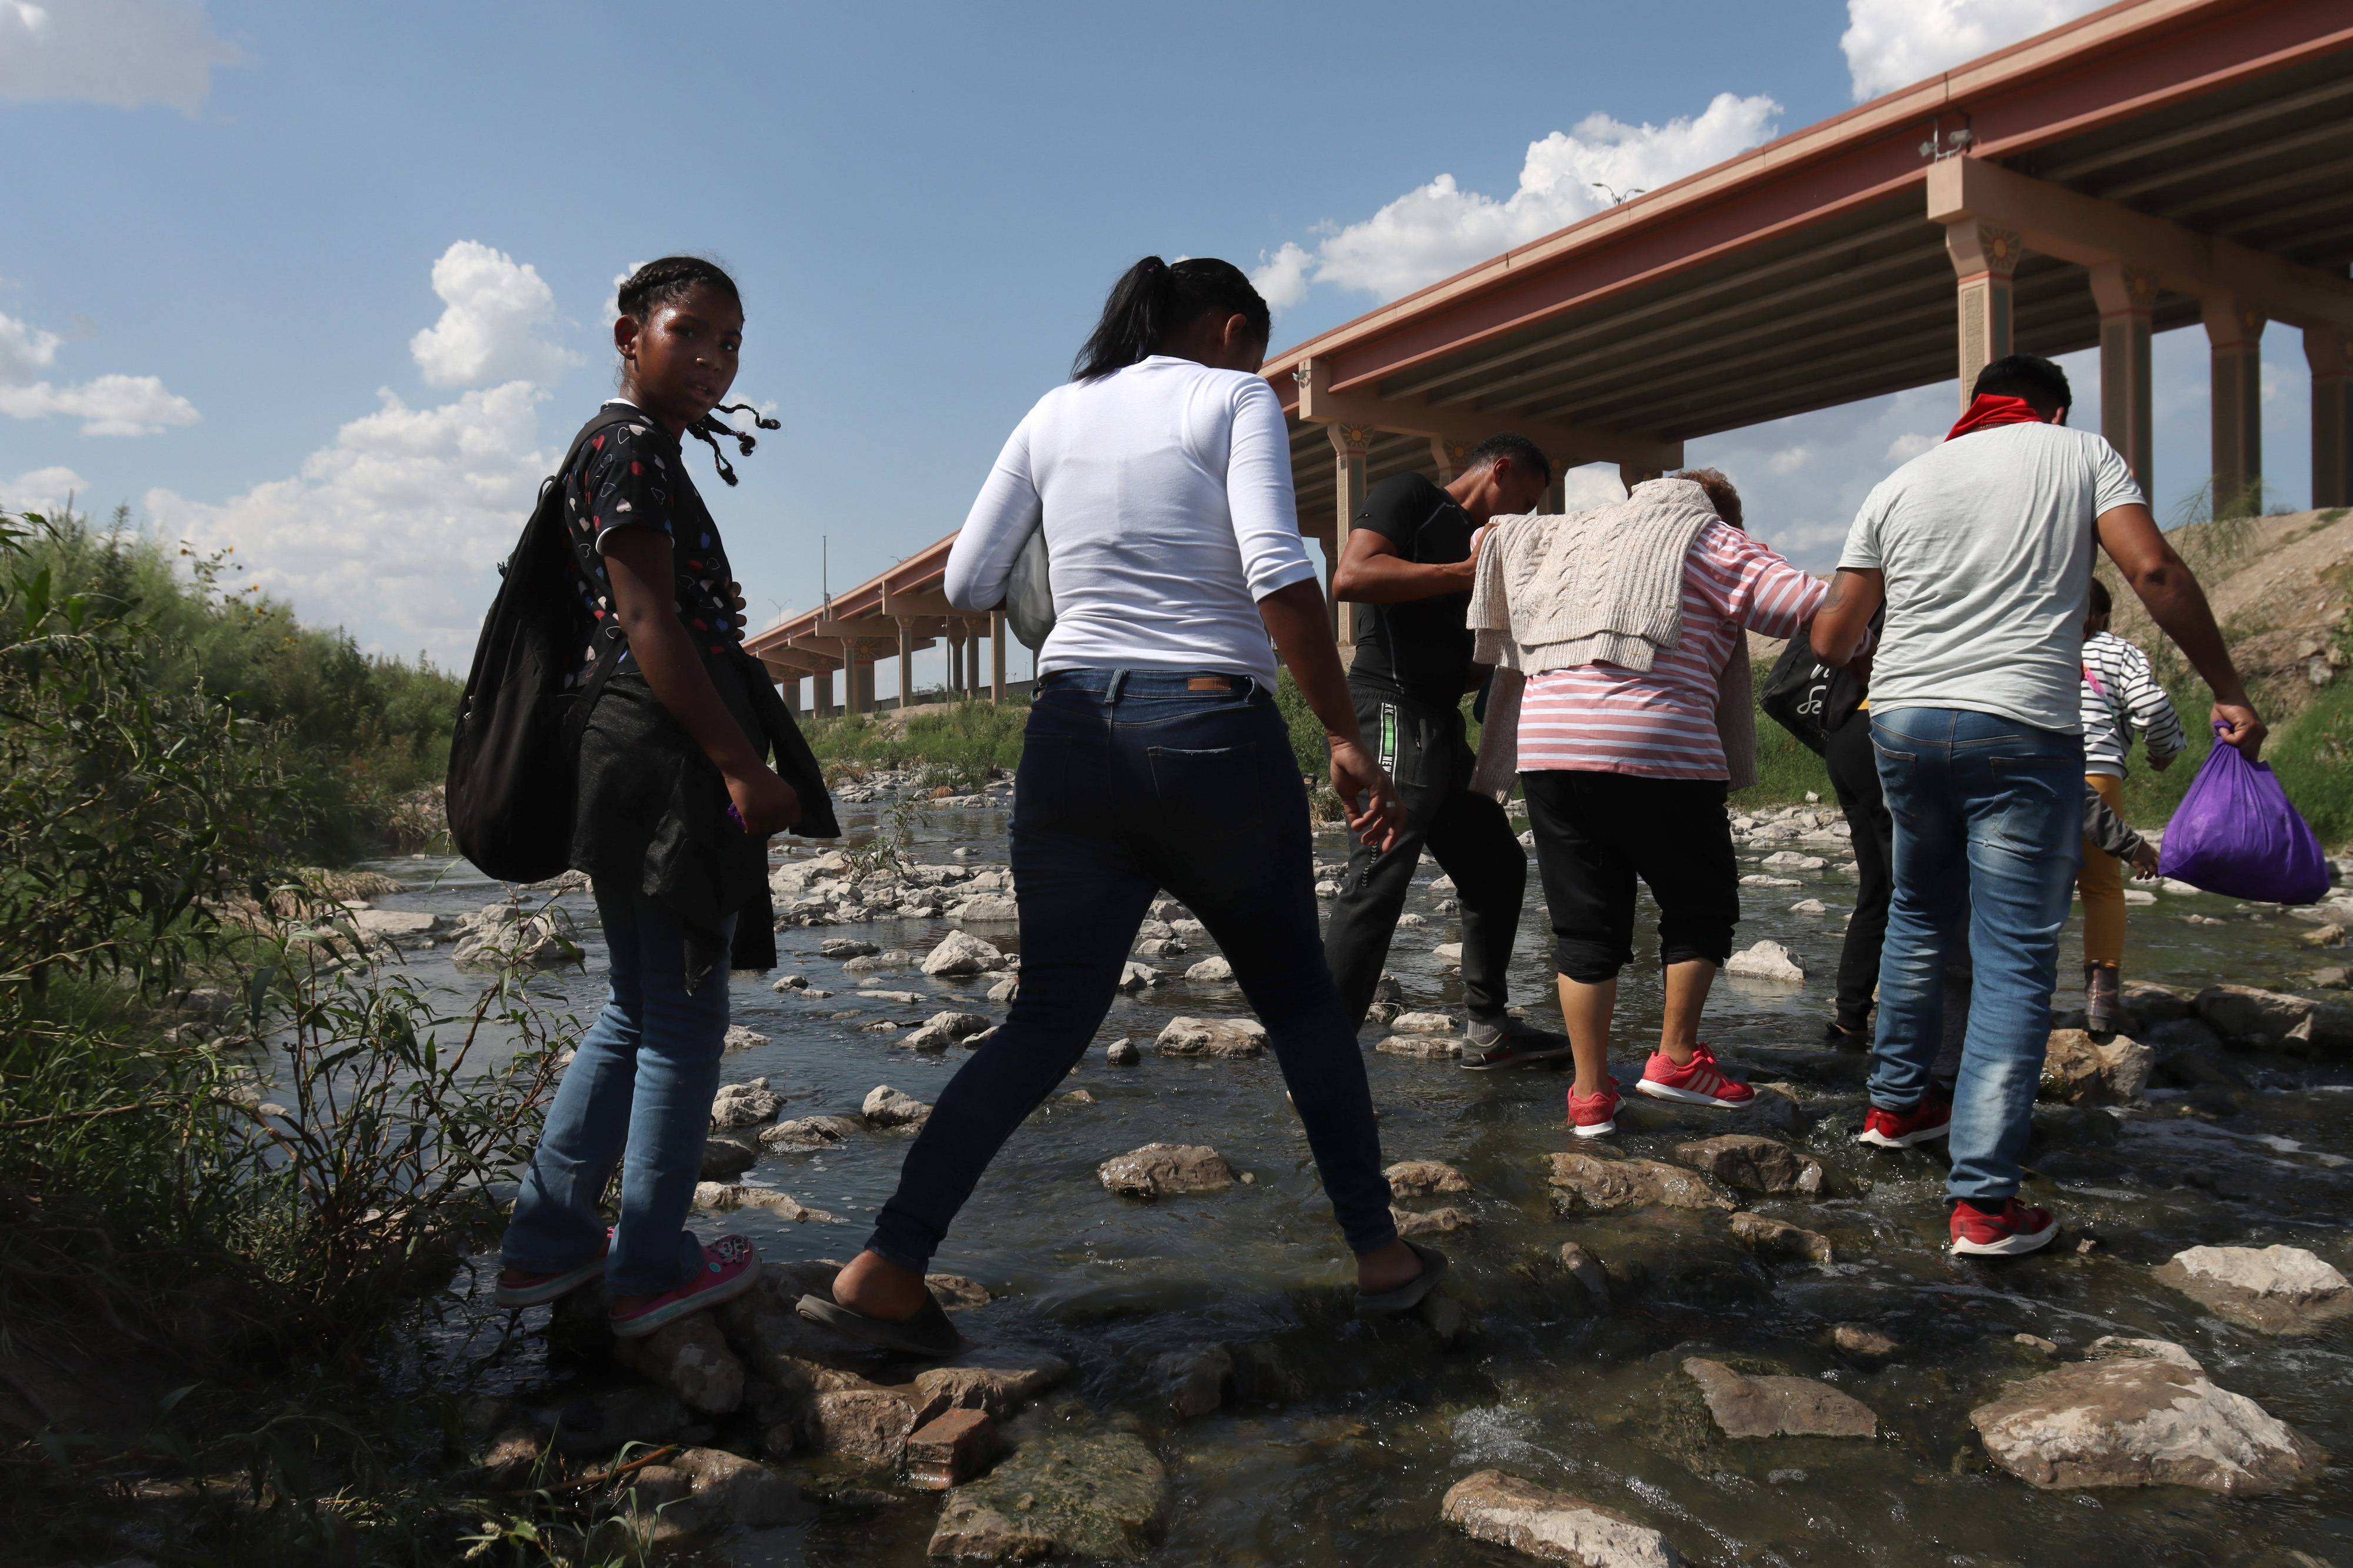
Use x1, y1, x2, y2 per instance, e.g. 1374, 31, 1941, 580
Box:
2079, 577, 2185, 1032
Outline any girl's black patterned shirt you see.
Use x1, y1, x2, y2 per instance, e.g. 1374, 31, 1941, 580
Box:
561, 402, 745, 683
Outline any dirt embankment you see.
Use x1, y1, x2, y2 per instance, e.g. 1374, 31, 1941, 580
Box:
2101, 507, 2353, 722
1745, 507, 2353, 722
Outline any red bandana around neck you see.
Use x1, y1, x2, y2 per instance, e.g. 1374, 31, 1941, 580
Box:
1946, 393, 2049, 442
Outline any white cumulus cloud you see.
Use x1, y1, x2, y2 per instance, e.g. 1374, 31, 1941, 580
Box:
4, 464, 88, 512
147, 381, 554, 662
0, 307, 199, 434
409, 241, 581, 389
0, 372, 198, 435
1255, 93, 1781, 307
0, 0, 243, 114
0, 309, 62, 381
1841, 0, 2108, 101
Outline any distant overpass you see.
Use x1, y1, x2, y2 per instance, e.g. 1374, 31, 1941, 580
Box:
752, 0, 2352, 710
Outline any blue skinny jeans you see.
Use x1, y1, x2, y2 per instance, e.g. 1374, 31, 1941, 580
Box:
865, 668, 1398, 1271
500, 883, 734, 1296
1868, 707, 2084, 1205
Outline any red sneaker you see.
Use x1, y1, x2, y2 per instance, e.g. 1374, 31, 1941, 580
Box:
1857, 1099, 1952, 1149
1949, 1197, 2058, 1257
1567, 1079, 1620, 1139
1635, 1044, 1753, 1107
610, 1235, 761, 1339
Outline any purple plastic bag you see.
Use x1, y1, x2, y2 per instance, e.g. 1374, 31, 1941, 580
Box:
2157, 725, 2329, 904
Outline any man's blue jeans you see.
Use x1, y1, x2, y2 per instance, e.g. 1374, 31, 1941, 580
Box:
1868, 708, 2083, 1205
866, 669, 1399, 1272
501, 883, 734, 1296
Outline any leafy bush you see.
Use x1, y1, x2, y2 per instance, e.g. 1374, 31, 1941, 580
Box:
802, 698, 1026, 781
8, 506, 461, 859
0, 508, 573, 1560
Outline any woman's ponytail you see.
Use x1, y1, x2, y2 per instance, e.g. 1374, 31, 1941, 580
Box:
1071, 256, 1269, 382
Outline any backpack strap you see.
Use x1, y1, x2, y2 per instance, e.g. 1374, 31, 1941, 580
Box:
541, 405, 646, 744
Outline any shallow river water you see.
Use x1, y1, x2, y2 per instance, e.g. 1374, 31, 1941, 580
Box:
355, 794, 2353, 1567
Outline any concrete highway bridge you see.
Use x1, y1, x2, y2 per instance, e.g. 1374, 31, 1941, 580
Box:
750, 0, 2352, 712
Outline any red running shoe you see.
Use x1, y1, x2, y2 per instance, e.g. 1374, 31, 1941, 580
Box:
1567, 1079, 1621, 1139
610, 1235, 761, 1339
1949, 1197, 2058, 1257
1635, 1044, 1754, 1107
1857, 1099, 1952, 1148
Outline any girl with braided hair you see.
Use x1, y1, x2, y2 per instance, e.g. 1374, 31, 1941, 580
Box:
494, 256, 836, 1338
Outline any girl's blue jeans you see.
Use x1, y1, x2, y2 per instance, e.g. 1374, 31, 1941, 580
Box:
499, 882, 734, 1296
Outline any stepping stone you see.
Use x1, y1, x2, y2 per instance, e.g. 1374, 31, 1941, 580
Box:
1681, 1358, 1875, 1438
1441, 1470, 1680, 1567
1098, 1143, 1234, 1198
1970, 1337, 2325, 1494
2152, 1245, 2353, 1335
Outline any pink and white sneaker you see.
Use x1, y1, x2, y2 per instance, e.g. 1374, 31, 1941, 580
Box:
1568, 1079, 1621, 1138
1635, 1043, 1754, 1107
610, 1235, 761, 1339
493, 1229, 611, 1309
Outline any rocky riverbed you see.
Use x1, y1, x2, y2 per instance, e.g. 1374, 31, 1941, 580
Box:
309, 778, 2353, 1566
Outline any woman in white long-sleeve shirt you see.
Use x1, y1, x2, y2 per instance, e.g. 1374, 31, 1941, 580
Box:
799, 258, 1442, 1354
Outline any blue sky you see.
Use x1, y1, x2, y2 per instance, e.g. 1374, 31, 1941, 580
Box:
0, 0, 2324, 688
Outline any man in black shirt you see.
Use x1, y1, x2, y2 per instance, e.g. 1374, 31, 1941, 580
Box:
1327, 432, 1563, 1069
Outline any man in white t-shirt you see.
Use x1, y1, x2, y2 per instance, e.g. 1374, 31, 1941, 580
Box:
1812, 353, 2262, 1258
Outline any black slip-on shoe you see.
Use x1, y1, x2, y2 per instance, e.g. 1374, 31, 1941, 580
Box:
795, 1290, 966, 1359
1355, 1243, 1451, 1317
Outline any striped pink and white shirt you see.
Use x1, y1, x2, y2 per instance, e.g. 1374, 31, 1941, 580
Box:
1518, 520, 1823, 779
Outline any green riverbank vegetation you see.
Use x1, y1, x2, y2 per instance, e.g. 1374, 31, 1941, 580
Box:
0, 507, 639, 1564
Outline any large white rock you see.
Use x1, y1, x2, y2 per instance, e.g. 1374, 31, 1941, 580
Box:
1115, 961, 1162, 993
1098, 1143, 1234, 1197
1185, 956, 1234, 983
955, 895, 1022, 924
921, 931, 1004, 977
1969, 1337, 2327, 1494
863, 1085, 933, 1128
1725, 940, 1805, 983
1154, 1016, 1265, 1057
1759, 850, 1826, 872
2154, 1245, 2353, 1335
2173, 1244, 2349, 1298
1441, 1470, 1679, 1567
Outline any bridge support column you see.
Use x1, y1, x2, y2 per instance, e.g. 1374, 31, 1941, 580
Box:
990, 611, 1008, 702
1944, 219, 2022, 411
2309, 327, 2351, 510
2088, 262, 2158, 501
1619, 462, 1664, 497
1327, 422, 1373, 647
1431, 436, 1472, 483
814, 667, 834, 716
896, 619, 915, 709
2205, 298, 2265, 516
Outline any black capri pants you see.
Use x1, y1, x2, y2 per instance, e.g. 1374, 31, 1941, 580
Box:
1520, 769, 1740, 983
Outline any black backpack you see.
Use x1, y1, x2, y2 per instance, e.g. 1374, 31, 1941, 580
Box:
1759, 626, 1867, 756
445, 408, 638, 883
